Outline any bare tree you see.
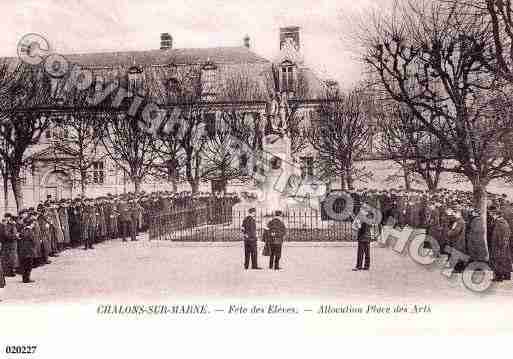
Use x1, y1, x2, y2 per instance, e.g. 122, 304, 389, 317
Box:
152, 119, 184, 193
309, 86, 372, 190
201, 117, 245, 193
355, 0, 513, 247
149, 65, 210, 193
0, 61, 53, 210
0, 152, 9, 212
218, 65, 266, 153
441, 0, 513, 83
377, 103, 446, 191
102, 111, 158, 193
52, 85, 104, 196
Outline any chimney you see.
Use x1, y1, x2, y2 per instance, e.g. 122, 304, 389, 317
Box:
243, 34, 250, 49
280, 26, 300, 50
160, 33, 173, 50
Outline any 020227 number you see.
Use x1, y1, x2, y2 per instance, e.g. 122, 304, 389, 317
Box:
5, 345, 37, 354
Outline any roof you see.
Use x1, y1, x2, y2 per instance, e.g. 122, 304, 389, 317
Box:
62, 47, 270, 68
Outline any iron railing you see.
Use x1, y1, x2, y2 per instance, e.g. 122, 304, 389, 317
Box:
148, 206, 353, 242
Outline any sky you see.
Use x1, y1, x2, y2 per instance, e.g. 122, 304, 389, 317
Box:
0, 0, 380, 88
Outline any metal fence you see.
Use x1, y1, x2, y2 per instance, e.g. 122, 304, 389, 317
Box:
148, 205, 353, 242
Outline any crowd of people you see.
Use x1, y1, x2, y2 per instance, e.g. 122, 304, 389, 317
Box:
0, 190, 240, 288
344, 188, 513, 282
1, 185, 513, 290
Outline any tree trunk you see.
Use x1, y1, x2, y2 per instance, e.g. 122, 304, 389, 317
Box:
133, 178, 142, 194
80, 168, 87, 196
426, 175, 438, 192
340, 174, 347, 191
3, 172, 9, 213
402, 161, 411, 191
346, 168, 354, 190
472, 179, 489, 261
11, 175, 24, 212
171, 177, 177, 193
190, 180, 199, 194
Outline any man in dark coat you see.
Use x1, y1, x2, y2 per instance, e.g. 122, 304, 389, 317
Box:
439, 206, 451, 255
19, 217, 37, 283
118, 199, 130, 242
467, 209, 488, 263
501, 203, 513, 263
1, 213, 18, 277
353, 205, 372, 271
68, 200, 82, 246
447, 207, 467, 272
267, 210, 287, 270
128, 200, 142, 241
0, 236, 5, 288
103, 199, 114, 240
397, 196, 408, 227
37, 209, 52, 264
489, 209, 512, 281
30, 211, 42, 266
0, 258, 5, 289
241, 208, 260, 270
81, 200, 94, 250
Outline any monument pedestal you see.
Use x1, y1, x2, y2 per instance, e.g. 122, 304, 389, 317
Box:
233, 134, 307, 216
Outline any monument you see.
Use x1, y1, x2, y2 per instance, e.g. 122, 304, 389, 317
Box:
234, 94, 304, 215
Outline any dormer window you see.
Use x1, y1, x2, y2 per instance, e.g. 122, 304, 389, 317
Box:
201, 63, 217, 101
127, 66, 143, 96
280, 60, 296, 95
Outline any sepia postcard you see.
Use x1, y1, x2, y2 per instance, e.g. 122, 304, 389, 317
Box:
1, 0, 513, 356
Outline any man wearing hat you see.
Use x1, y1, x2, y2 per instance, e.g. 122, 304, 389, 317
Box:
0, 234, 5, 290
81, 199, 94, 250
1, 213, 18, 277
18, 217, 37, 283
266, 210, 287, 270
352, 204, 372, 271
103, 197, 114, 240
241, 208, 261, 270
128, 199, 142, 241
118, 198, 130, 242
467, 208, 488, 263
447, 206, 467, 272
488, 207, 512, 281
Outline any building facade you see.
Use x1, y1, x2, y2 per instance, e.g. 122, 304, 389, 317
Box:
0, 26, 327, 213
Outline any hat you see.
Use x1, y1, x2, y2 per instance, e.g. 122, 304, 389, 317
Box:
274, 210, 283, 217
248, 208, 256, 214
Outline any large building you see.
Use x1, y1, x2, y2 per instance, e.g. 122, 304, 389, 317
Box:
0, 26, 328, 212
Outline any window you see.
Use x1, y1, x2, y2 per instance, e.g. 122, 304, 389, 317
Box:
300, 157, 314, 179
201, 63, 217, 101
127, 66, 143, 96
92, 161, 105, 184
281, 61, 295, 93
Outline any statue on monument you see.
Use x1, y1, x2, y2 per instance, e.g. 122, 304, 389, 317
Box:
266, 92, 289, 137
